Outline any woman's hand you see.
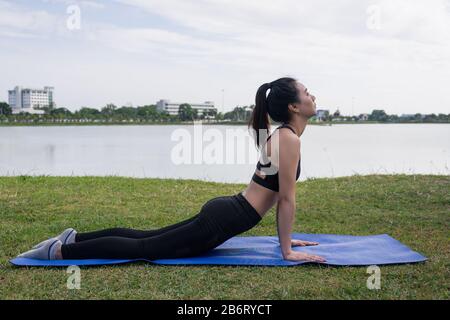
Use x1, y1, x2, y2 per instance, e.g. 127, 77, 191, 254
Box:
291, 239, 319, 247
283, 250, 326, 263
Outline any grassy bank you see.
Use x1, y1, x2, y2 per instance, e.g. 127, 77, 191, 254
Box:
0, 174, 448, 299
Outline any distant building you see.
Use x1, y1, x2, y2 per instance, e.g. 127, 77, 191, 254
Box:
315, 109, 329, 121
359, 113, 369, 121
8, 86, 54, 114
156, 99, 216, 118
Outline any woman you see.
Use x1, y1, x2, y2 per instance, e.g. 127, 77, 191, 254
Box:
17, 77, 326, 263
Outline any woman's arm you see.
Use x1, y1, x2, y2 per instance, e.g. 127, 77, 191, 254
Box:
276, 131, 300, 258
276, 198, 295, 258
275, 131, 326, 263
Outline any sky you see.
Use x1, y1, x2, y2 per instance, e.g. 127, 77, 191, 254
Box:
1, 0, 449, 115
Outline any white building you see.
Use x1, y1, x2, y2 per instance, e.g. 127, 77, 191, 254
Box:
8, 86, 54, 114
359, 113, 369, 121
156, 99, 216, 117
315, 109, 329, 121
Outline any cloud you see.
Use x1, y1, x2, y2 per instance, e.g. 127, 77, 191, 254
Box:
371, 0, 450, 44
0, 0, 449, 114
93, 26, 213, 54
115, 0, 360, 36
79, 1, 105, 9
116, 0, 450, 43
105, 0, 450, 71
0, 1, 60, 35
41, 0, 105, 9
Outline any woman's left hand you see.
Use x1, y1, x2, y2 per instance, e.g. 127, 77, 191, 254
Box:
291, 239, 319, 247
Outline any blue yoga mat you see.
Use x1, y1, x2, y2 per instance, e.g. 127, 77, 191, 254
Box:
10, 233, 427, 267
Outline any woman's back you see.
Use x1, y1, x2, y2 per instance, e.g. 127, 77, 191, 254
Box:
242, 123, 300, 218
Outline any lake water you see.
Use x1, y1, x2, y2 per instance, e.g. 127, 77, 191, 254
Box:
0, 124, 448, 183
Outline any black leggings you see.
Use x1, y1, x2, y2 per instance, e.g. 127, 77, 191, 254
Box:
61, 192, 262, 260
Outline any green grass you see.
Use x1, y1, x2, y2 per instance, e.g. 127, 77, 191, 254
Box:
0, 174, 448, 299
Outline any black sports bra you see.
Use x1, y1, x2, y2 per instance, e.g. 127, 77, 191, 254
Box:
251, 123, 301, 192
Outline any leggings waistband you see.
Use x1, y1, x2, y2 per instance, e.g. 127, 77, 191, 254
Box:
233, 192, 262, 224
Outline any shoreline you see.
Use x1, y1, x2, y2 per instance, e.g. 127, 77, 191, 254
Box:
1, 121, 448, 127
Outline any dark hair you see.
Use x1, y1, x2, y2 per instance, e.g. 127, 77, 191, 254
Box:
248, 77, 300, 149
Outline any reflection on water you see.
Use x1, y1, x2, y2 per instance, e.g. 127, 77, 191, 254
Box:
0, 124, 449, 183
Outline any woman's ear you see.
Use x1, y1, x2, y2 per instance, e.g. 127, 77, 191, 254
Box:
288, 103, 299, 114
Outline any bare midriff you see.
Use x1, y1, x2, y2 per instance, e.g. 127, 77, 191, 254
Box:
241, 171, 278, 218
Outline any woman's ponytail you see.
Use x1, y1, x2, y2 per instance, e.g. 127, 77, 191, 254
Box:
248, 82, 271, 149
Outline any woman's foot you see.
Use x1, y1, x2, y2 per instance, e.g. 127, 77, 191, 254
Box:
32, 228, 77, 249
17, 239, 62, 260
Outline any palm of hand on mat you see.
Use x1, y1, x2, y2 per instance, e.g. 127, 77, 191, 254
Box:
286, 240, 326, 263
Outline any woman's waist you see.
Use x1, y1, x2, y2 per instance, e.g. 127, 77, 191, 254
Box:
234, 192, 263, 223
241, 184, 277, 218
198, 193, 261, 233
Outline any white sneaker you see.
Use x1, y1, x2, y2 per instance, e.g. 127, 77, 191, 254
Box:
32, 228, 76, 249
18, 238, 62, 260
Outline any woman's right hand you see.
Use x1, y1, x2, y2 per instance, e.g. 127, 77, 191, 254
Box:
283, 250, 326, 263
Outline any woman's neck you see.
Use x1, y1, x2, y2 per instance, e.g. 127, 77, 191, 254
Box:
285, 116, 308, 137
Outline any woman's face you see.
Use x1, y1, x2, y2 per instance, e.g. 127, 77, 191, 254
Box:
294, 82, 317, 118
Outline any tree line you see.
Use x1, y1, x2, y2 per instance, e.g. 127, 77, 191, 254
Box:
0, 102, 448, 123
318, 109, 450, 123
